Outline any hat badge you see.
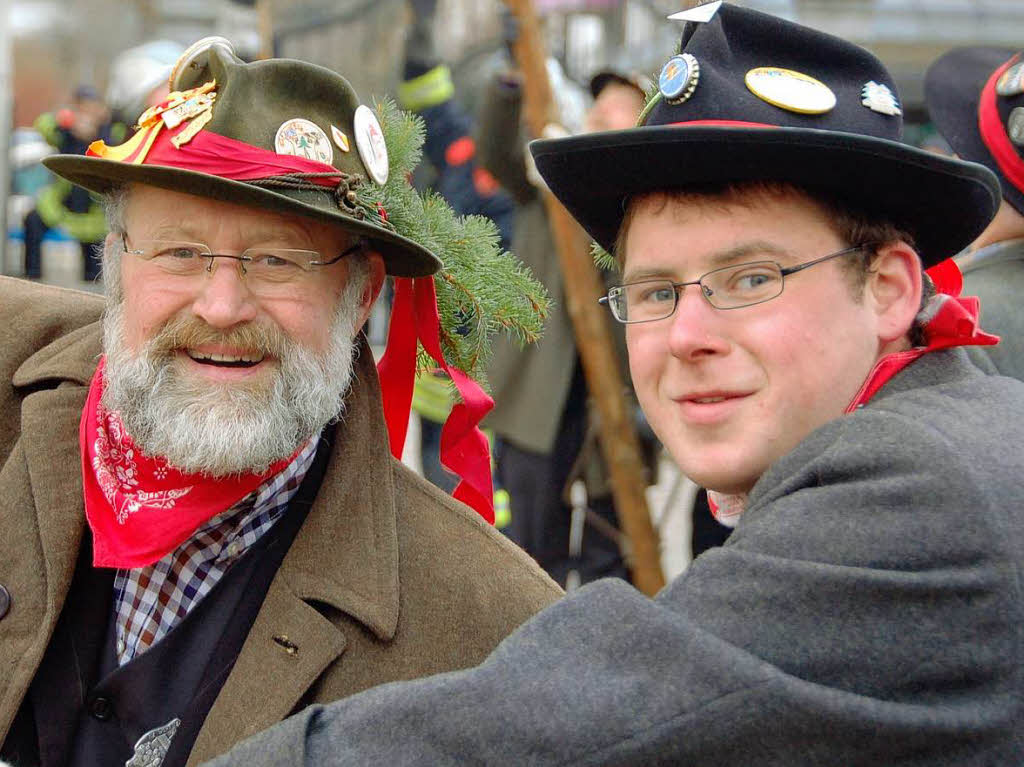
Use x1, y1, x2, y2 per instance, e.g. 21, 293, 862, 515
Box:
274, 118, 334, 165
745, 67, 836, 115
658, 53, 701, 105
861, 81, 902, 116
353, 105, 389, 186
997, 61, 1024, 98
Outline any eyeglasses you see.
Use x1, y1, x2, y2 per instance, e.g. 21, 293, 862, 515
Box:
121, 234, 364, 294
600, 244, 871, 324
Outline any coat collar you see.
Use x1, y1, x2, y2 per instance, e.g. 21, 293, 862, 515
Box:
275, 333, 401, 641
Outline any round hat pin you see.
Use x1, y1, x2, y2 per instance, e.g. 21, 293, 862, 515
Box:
1009, 107, 1024, 147
745, 67, 836, 115
996, 61, 1024, 98
353, 105, 389, 186
274, 118, 333, 165
658, 54, 701, 105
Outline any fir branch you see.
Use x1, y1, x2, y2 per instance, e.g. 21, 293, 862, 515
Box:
356, 96, 551, 389
592, 241, 619, 272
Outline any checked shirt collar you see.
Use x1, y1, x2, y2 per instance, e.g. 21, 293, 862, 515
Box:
112, 437, 318, 665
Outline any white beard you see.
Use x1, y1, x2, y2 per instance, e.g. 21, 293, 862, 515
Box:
100, 283, 365, 477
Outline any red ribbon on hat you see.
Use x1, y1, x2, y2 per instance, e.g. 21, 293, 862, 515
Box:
89, 119, 345, 183
377, 278, 495, 523
978, 53, 1024, 194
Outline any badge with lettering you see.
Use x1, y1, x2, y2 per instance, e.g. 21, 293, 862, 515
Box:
861, 81, 902, 116
1009, 107, 1024, 147
996, 62, 1024, 98
353, 105, 389, 185
126, 718, 180, 767
745, 67, 836, 115
275, 118, 334, 165
331, 125, 350, 153
659, 54, 701, 105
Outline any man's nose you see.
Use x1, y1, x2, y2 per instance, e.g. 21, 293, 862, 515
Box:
665, 283, 731, 360
190, 256, 259, 329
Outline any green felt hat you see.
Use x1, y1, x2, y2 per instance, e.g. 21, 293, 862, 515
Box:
44, 37, 441, 277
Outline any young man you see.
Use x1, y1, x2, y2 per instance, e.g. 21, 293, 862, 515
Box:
0, 38, 559, 767
205, 6, 1024, 765
926, 46, 1024, 380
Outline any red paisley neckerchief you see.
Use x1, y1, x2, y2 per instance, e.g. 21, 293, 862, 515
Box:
80, 357, 298, 568
709, 260, 999, 526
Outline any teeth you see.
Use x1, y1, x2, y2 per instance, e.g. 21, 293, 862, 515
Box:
694, 397, 726, 404
188, 350, 264, 363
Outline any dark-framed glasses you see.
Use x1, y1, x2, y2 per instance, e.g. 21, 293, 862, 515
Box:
600, 244, 871, 324
121, 233, 364, 290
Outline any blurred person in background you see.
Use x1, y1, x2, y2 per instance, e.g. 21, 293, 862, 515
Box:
926, 47, 1024, 380
477, 21, 655, 588
22, 85, 121, 282
397, 0, 517, 500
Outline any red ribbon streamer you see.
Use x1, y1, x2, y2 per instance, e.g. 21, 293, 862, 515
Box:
377, 278, 496, 523
978, 54, 1024, 194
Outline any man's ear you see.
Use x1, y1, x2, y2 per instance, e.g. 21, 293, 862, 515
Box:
867, 241, 922, 347
354, 251, 386, 330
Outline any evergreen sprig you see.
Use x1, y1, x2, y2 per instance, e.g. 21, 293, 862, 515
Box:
354, 97, 550, 389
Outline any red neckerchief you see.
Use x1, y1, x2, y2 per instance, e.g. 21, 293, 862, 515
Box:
710, 259, 999, 525
843, 259, 999, 412
80, 357, 298, 568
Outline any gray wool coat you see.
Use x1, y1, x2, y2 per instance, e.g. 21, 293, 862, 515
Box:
0, 277, 562, 766
206, 347, 1024, 766
961, 237, 1024, 382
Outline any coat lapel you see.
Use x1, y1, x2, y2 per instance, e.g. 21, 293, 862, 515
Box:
0, 324, 99, 734
188, 336, 401, 765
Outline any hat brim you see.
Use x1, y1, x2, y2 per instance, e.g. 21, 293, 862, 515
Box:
530, 126, 1001, 268
924, 46, 1024, 217
43, 154, 442, 278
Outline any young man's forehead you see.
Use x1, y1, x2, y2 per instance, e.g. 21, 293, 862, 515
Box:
616, 183, 836, 266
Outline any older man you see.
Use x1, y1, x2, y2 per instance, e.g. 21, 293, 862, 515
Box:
0, 38, 559, 767
206, 5, 1024, 765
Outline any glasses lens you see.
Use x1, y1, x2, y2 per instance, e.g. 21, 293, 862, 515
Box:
617, 280, 677, 323
133, 240, 210, 276
704, 261, 783, 308
243, 249, 318, 284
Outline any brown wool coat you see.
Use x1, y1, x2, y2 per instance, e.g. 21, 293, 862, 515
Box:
0, 276, 562, 765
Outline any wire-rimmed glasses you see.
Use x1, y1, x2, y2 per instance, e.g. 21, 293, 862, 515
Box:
600, 245, 870, 324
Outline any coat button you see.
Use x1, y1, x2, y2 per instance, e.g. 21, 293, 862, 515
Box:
0, 585, 10, 620
89, 696, 114, 721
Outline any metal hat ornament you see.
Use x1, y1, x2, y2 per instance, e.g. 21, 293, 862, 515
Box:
530, 2, 1000, 269
44, 37, 550, 523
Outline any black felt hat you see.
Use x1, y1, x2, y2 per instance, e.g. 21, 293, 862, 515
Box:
530, 3, 1000, 268
925, 47, 1024, 217
45, 37, 441, 277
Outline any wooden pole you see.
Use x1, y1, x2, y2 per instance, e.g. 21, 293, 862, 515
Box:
502, 0, 665, 596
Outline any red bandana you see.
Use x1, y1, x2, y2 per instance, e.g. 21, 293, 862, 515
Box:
80, 358, 297, 569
